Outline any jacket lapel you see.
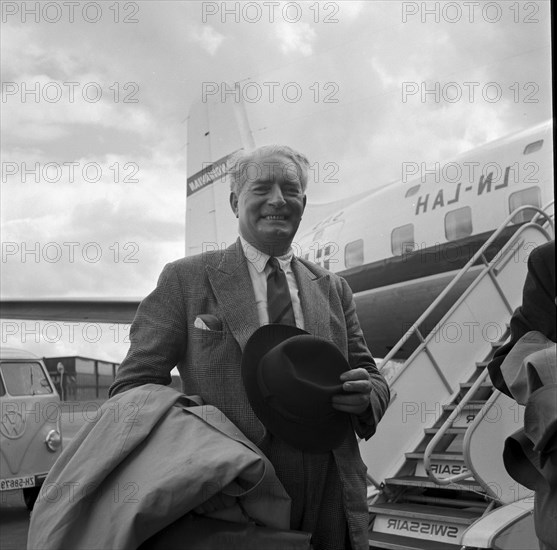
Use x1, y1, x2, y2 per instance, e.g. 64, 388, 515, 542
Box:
291, 257, 332, 341
206, 239, 260, 351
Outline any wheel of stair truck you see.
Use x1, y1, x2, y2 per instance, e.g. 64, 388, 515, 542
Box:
0, 347, 63, 511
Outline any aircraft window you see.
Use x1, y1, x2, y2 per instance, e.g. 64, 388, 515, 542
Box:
509, 186, 541, 223
405, 185, 420, 198
523, 140, 543, 155
345, 239, 364, 268
445, 207, 472, 241
391, 224, 416, 256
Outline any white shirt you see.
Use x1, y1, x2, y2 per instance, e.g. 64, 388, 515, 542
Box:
240, 236, 305, 329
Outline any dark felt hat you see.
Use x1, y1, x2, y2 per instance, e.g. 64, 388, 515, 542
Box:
241, 324, 351, 452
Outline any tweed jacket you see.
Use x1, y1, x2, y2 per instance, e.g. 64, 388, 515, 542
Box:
110, 238, 390, 549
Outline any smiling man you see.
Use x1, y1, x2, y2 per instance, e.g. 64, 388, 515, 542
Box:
110, 145, 390, 550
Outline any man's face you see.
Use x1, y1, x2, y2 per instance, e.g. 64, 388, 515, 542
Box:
230, 152, 307, 255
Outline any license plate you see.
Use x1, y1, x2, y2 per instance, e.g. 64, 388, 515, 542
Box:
0, 475, 36, 491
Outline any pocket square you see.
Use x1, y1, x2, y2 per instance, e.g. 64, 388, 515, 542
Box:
194, 314, 222, 331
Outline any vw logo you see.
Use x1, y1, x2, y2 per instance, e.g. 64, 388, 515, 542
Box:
0, 409, 26, 439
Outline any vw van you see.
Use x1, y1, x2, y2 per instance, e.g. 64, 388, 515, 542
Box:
0, 347, 63, 510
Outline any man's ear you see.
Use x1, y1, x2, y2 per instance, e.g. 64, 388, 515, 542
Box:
230, 192, 239, 217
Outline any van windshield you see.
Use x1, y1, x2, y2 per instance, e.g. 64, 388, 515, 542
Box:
0, 362, 53, 396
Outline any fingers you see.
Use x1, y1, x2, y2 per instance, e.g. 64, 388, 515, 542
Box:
340, 368, 371, 382
332, 392, 370, 415
342, 379, 372, 393
340, 369, 372, 394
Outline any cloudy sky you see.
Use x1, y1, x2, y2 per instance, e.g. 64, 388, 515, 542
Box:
1, 0, 552, 363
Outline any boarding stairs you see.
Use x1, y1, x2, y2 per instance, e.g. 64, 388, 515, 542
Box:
360, 206, 554, 550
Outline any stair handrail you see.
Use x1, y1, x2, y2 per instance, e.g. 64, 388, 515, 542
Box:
421, 212, 553, 487
423, 367, 492, 486
378, 206, 554, 381
532, 200, 554, 226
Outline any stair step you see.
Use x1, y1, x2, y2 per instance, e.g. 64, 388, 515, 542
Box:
460, 381, 492, 390
413, 458, 470, 479
405, 494, 489, 509
444, 401, 485, 409
442, 402, 485, 427
406, 452, 464, 461
385, 475, 483, 492
368, 531, 462, 550
424, 427, 466, 435
369, 503, 479, 545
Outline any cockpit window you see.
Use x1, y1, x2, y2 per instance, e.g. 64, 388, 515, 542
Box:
523, 140, 543, 155
405, 185, 421, 198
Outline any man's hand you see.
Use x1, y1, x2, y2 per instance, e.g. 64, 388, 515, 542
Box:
332, 368, 372, 415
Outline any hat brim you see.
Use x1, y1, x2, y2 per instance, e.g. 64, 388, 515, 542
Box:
242, 324, 351, 452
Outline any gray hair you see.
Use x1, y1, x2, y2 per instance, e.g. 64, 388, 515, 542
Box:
228, 145, 310, 195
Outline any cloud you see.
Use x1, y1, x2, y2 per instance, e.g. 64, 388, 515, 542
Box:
188, 24, 225, 55
1, 147, 187, 300
275, 21, 316, 56
339, 1, 366, 21
2, 74, 154, 146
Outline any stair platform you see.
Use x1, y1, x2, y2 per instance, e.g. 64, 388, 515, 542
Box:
369, 502, 480, 546
369, 502, 479, 523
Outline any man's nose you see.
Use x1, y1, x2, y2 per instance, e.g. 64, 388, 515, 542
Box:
268, 184, 286, 207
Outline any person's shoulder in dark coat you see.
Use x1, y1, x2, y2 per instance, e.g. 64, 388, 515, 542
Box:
488, 240, 556, 396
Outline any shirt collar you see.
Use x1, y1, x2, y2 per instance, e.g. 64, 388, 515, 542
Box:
239, 236, 294, 274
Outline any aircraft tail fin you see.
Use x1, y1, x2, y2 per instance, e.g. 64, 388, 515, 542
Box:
186, 85, 255, 256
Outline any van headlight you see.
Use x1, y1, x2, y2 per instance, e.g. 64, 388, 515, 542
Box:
45, 430, 62, 452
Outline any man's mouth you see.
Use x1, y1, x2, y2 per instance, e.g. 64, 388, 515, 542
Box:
263, 215, 287, 221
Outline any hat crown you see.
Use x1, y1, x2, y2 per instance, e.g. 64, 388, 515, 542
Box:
258, 335, 345, 420
241, 324, 351, 451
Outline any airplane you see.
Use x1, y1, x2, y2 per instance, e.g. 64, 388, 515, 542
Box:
1, 95, 553, 363
184, 96, 554, 359
1, 90, 554, 550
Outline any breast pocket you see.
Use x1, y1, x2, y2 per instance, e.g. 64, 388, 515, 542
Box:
191, 326, 226, 349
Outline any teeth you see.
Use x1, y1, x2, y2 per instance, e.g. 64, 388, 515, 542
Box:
266, 216, 285, 220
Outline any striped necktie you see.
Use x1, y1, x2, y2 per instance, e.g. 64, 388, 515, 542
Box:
267, 257, 296, 326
